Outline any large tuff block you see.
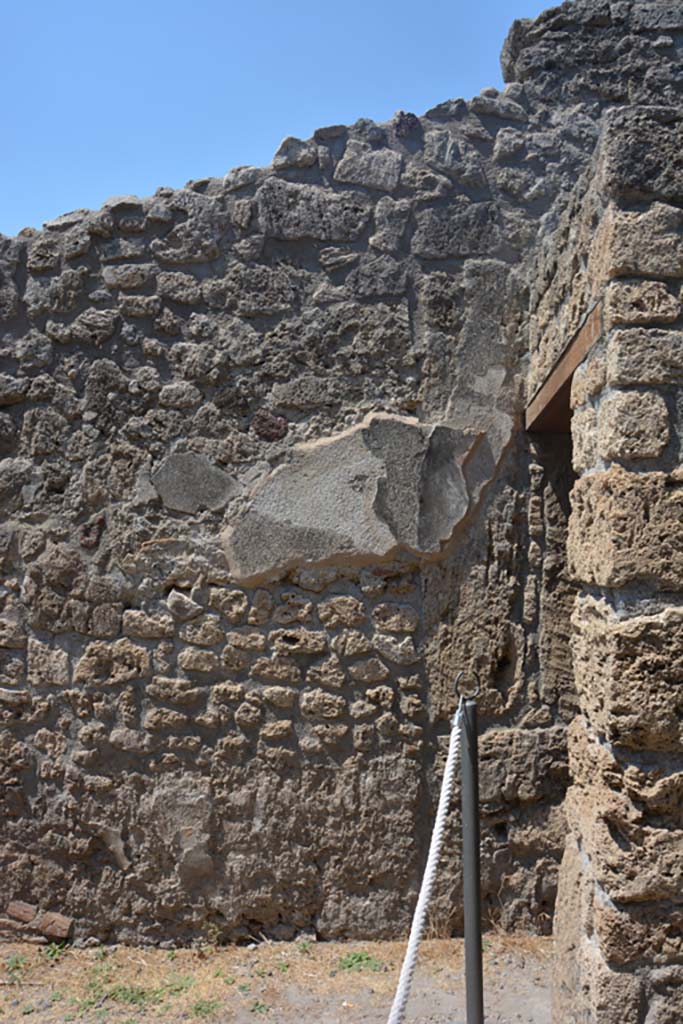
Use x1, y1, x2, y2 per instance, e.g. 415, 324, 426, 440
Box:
590, 203, 683, 282
568, 468, 683, 589
632, 3, 683, 31
552, 831, 645, 1024
597, 389, 669, 462
599, 107, 683, 203
607, 328, 683, 386
603, 280, 681, 331
564, 720, 683, 912
572, 596, 683, 750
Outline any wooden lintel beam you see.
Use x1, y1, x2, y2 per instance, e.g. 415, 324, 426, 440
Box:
525, 300, 603, 433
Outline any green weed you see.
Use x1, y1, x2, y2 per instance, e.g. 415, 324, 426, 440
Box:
192, 997, 220, 1018
338, 950, 384, 973
5, 954, 27, 984
165, 973, 194, 995
40, 942, 66, 963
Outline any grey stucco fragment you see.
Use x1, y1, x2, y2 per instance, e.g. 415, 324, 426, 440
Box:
223, 414, 471, 582
151, 452, 240, 514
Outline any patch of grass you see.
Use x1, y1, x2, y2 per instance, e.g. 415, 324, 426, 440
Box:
164, 973, 194, 995
213, 968, 236, 984
107, 983, 165, 1007
40, 942, 67, 963
250, 999, 269, 1014
297, 939, 312, 955
238, 982, 251, 994
192, 997, 221, 1018
5, 954, 27, 984
338, 950, 384, 973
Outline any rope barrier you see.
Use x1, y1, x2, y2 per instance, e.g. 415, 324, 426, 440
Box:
386, 696, 464, 1024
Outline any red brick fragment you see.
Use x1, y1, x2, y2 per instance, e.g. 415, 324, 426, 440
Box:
33, 910, 73, 939
6, 900, 37, 923
0, 915, 30, 933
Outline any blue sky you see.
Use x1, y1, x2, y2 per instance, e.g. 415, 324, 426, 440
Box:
2, 0, 550, 238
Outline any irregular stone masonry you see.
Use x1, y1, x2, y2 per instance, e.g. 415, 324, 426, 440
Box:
0, 3, 683, 1020
538, 104, 683, 1023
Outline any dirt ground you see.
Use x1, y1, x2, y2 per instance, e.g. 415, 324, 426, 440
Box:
0, 933, 551, 1024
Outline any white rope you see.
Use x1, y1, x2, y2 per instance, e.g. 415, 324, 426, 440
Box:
387, 698, 464, 1024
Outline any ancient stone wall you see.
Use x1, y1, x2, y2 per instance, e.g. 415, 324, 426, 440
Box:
0, 2, 682, 995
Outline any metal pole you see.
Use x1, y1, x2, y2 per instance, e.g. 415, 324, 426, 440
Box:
461, 697, 484, 1024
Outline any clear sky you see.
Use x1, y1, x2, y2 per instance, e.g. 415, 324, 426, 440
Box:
2, 0, 551, 238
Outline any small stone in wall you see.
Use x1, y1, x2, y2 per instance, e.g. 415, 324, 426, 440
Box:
372, 633, 419, 665
151, 452, 241, 514
234, 701, 263, 730
331, 630, 373, 658
91, 603, 123, 638
272, 592, 313, 625
261, 720, 294, 741
300, 688, 346, 719
348, 658, 390, 684
211, 682, 245, 705
318, 596, 366, 629
159, 382, 202, 409
293, 568, 340, 593
273, 136, 318, 169
209, 588, 249, 624
251, 656, 302, 685
366, 686, 395, 710
350, 699, 375, 720
147, 676, 204, 705
247, 590, 273, 625
109, 727, 150, 753
74, 639, 151, 686
400, 694, 424, 718
122, 610, 175, 639
353, 724, 374, 751
157, 271, 202, 305
375, 712, 399, 737
224, 630, 267, 651
263, 686, 296, 709
221, 644, 251, 671
334, 140, 402, 192
179, 615, 225, 647
143, 707, 189, 731
27, 638, 69, 687
252, 408, 289, 442
306, 656, 346, 689
312, 722, 349, 746
177, 648, 219, 673
371, 603, 419, 633
167, 589, 203, 621
269, 628, 328, 656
